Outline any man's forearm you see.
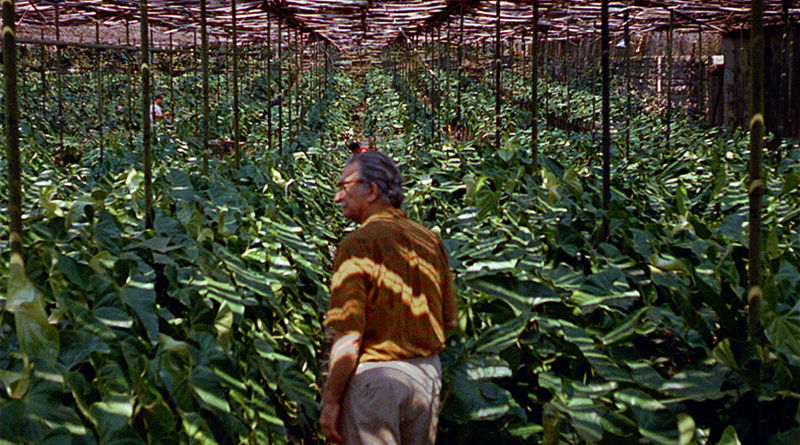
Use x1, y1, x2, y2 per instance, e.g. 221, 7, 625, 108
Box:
321, 332, 361, 405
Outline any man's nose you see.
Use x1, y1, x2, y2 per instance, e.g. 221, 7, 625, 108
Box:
334, 190, 343, 202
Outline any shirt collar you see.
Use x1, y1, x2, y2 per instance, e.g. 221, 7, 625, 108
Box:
361, 207, 405, 227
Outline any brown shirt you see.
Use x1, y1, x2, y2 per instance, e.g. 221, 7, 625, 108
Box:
325, 208, 457, 363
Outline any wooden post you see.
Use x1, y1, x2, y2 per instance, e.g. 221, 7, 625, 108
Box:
201, 0, 210, 173
698, 23, 704, 122
268, 12, 272, 152
169, 33, 174, 116
126, 18, 133, 150
566, 25, 572, 138
748, 0, 765, 342
457, 5, 463, 127
40, 29, 46, 116
625, 10, 631, 159
232, 0, 240, 167
592, 21, 597, 147
96, 18, 104, 163
779, 0, 791, 145
278, 18, 283, 153
544, 28, 549, 131
666, 11, 674, 152
601, 0, 611, 239
296, 28, 301, 137
531, 0, 539, 172
495, 0, 501, 153
287, 28, 293, 140
140, 0, 153, 230
55, 1, 64, 153
4, 0, 23, 263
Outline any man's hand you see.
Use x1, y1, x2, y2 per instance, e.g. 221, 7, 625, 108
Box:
319, 332, 361, 444
320, 400, 343, 443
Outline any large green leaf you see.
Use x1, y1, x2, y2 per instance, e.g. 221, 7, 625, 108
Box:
5, 261, 60, 364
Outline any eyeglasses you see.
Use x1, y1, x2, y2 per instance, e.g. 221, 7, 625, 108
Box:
336, 178, 365, 193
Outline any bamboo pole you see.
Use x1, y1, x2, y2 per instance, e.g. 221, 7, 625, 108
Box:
457, 5, 463, 127
55, 1, 64, 153
201, 0, 210, 173
126, 18, 133, 150
96, 19, 104, 163
625, 10, 631, 159
601, 0, 611, 239
4, 0, 23, 264
288, 29, 293, 139
544, 28, 549, 131
698, 23, 704, 123
278, 18, 283, 153
748, 0, 765, 342
566, 25, 572, 138
780, 0, 791, 146
296, 28, 301, 137
666, 11, 674, 152
531, 0, 539, 172
169, 33, 174, 117
428, 30, 434, 141
592, 21, 597, 147
140, 0, 153, 230
233, 0, 240, 167
268, 12, 272, 152
40, 29, 46, 116
495, 0, 501, 153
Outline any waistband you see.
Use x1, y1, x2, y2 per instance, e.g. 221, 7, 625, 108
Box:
355, 354, 441, 377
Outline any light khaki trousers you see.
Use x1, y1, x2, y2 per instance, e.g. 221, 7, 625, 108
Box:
341, 355, 442, 445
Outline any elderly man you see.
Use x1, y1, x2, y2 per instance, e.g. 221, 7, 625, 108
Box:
320, 151, 458, 444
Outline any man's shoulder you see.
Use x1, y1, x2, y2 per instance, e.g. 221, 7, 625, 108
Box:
357, 211, 438, 244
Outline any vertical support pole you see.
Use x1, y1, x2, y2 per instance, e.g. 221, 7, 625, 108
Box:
150, 28, 156, 98
544, 28, 549, 131
287, 28, 292, 139
95, 18, 104, 163
296, 28, 301, 137
625, 10, 631, 159
126, 18, 133, 150
55, 1, 64, 153
457, 5, 463, 128
748, 0, 765, 342
591, 21, 597, 147
40, 29, 46, 116
4, 0, 23, 263
322, 40, 328, 148
140, 0, 153, 230
232, 0, 240, 167
698, 23, 704, 123
428, 30, 434, 141
267, 12, 272, 152
531, 0, 539, 172
169, 33, 174, 115
194, 29, 199, 133
666, 11, 674, 152
601, 0, 611, 239
779, 0, 791, 146
201, 0, 210, 173
566, 25, 572, 138
278, 18, 283, 153
495, 0, 501, 153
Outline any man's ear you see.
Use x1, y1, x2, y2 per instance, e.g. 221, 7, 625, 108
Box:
366, 182, 381, 203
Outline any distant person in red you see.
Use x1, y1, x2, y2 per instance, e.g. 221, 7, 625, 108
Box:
348, 141, 369, 154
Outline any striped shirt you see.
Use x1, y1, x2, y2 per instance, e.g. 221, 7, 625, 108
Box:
325, 208, 457, 363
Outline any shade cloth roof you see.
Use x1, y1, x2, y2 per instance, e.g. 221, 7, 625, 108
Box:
13, 1, 800, 61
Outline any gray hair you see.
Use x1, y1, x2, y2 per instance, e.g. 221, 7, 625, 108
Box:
347, 151, 404, 208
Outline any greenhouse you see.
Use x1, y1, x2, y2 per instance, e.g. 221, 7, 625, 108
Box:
1, 0, 799, 443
